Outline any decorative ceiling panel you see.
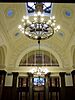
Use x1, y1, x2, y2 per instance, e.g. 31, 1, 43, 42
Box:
0, 3, 75, 54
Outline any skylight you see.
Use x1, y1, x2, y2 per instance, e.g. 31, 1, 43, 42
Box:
27, 2, 53, 16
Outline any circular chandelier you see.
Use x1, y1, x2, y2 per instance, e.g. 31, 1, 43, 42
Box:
18, 3, 60, 41
29, 67, 49, 76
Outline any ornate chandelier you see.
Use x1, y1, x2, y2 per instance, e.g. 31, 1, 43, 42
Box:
18, 3, 60, 41
18, 3, 60, 75
30, 67, 49, 76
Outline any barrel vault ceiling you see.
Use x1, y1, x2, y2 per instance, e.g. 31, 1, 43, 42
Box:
0, 3, 75, 72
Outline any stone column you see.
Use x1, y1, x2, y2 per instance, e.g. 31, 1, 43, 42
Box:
71, 70, 75, 100
0, 70, 6, 100
12, 72, 19, 87
59, 72, 65, 87
59, 72, 66, 100
71, 70, 75, 86
45, 72, 50, 100
27, 72, 33, 100
12, 72, 19, 100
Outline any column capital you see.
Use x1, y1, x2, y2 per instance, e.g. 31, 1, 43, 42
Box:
45, 72, 51, 77
27, 72, 33, 77
12, 72, 19, 76
0, 70, 7, 75
71, 70, 75, 75
59, 72, 66, 77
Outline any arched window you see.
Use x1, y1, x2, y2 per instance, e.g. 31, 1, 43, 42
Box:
19, 50, 59, 67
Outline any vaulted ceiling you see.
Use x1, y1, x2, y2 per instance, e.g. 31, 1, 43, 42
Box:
0, 3, 75, 72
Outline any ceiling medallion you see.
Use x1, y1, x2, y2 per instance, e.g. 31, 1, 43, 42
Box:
63, 7, 73, 18
7, 9, 14, 17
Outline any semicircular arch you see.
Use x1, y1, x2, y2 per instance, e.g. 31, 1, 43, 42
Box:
16, 45, 63, 68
